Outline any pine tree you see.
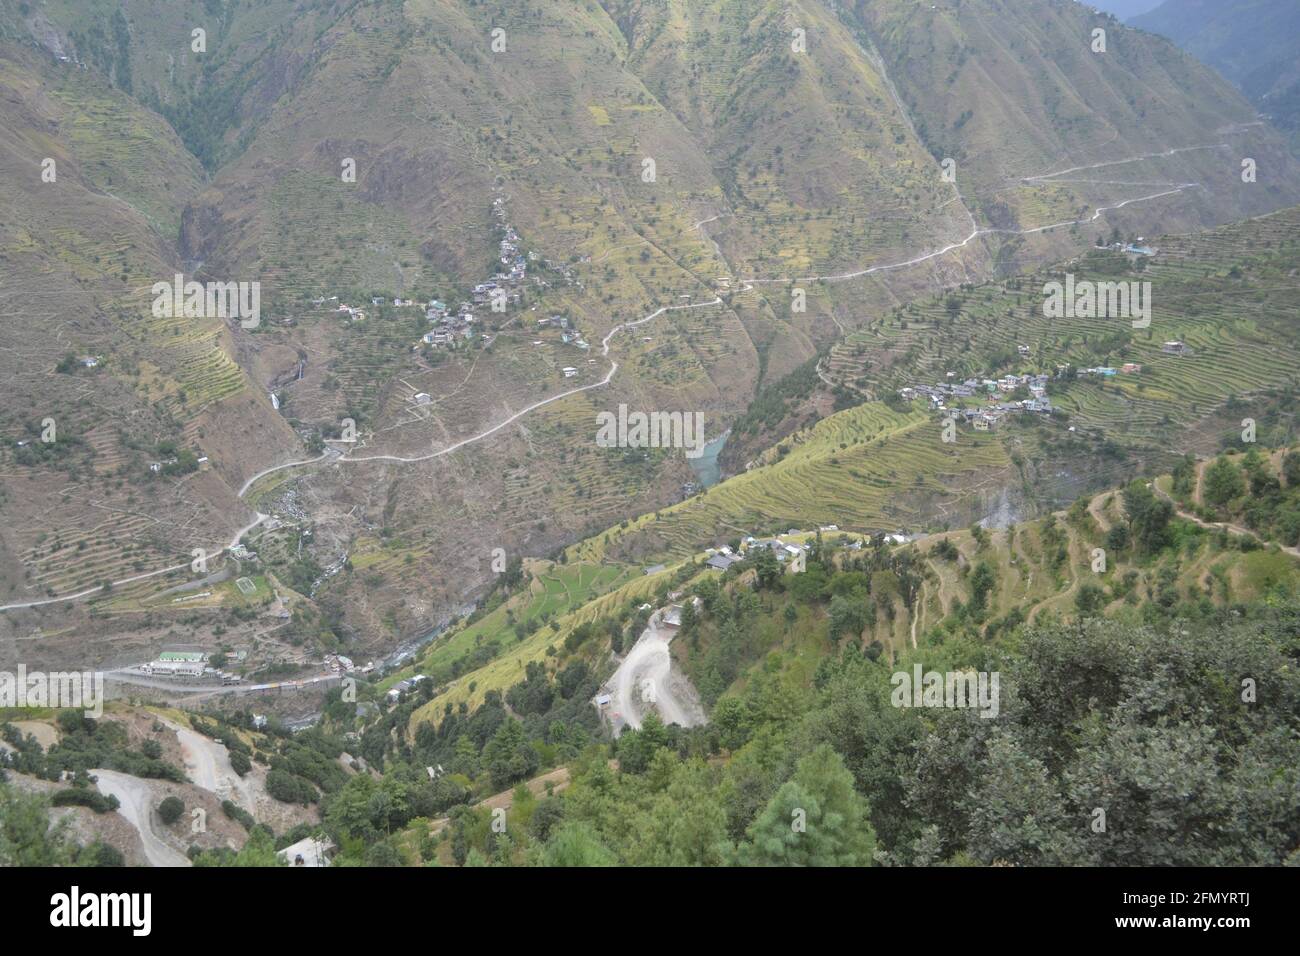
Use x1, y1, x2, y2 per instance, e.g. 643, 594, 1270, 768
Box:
740, 744, 876, 866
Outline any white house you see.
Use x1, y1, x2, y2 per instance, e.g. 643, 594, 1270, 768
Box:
142, 660, 204, 678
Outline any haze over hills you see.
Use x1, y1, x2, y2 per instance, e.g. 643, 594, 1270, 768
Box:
2, 0, 1299, 673
1128, 0, 1300, 149
1083, 0, 1163, 19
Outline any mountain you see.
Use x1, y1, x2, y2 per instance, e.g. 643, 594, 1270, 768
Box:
1083, 0, 1164, 17
1130, 0, 1300, 147
3, 0, 1300, 879
383, 455, 1300, 867
2, 0, 1300, 676
0, 40, 298, 661
392, 195, 1300, 722
599, 205, 1300, 568
7, 454, 1298, 868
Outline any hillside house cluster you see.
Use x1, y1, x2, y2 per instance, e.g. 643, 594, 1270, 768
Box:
747, 537, 808, 573
322, 198, 588, 363
328, 299, 367, 322
323, 654, 359, 675
414, 203, 543, 351
536, 313, 591, 351
540, 256, 581, 288
704, 536, 808, 574
464, 196, 532, 310
705, 551, 741, 571
386, 674, 428, 703
1097, 238, 1157, 257
905, 371, 1056, 431
419, 298, 477, 349
906, 371, 1052, 407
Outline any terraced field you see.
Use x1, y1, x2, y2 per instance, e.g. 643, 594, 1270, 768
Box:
400, 560, 640, 682
16, 510, 176, 599
825, 207, 1300, 457
255, 172, 434, 315
7, 0, 1300, 682
565, 400, 1012, 565
46, 79, 202, 238
406, 562, 676, 725
411, 470, 1300, 732
895, 495, 1300, 656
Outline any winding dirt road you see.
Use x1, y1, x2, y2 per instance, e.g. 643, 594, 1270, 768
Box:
161, 717, 256, 812
1153, 483, 1300, 558
91, 768, 190, 868
0, 137, 1231, 613
601, 610, 705, 734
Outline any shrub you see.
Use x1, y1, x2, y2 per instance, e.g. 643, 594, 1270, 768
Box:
51, 789, 119, 814
266, 768, 315, 805
220, 799, 255, 830
158, 796, 185, 825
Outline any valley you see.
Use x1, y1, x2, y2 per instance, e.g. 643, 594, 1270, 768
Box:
1, 0, 1299, 878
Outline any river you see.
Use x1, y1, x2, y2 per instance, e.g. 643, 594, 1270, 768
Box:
688, 430, 730, 488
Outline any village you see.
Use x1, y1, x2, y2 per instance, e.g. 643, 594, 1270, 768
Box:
311, 195, 590, 377
898, 342, 1163, 433
698, 525, 903, 575
703, 536, 811, 574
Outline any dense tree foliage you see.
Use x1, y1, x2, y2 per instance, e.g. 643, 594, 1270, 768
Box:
0, 786, 125, 867
436, 601, 1299, 866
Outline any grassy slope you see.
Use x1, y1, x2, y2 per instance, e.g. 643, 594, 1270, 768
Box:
401, 461, 1300, 734
826, 204, 1300, 446
406, 561, 678, 728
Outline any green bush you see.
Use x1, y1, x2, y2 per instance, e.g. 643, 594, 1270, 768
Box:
158, 796, 185, 825
229, 750, 251, 777
51, 788, 119, 814
220, 799, 255, 830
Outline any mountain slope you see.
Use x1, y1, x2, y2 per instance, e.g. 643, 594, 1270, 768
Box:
0, 43, 297, 657
3, 0, 1300, 675
1130, 0, 1300, 147
1086, 0, 1164, 17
